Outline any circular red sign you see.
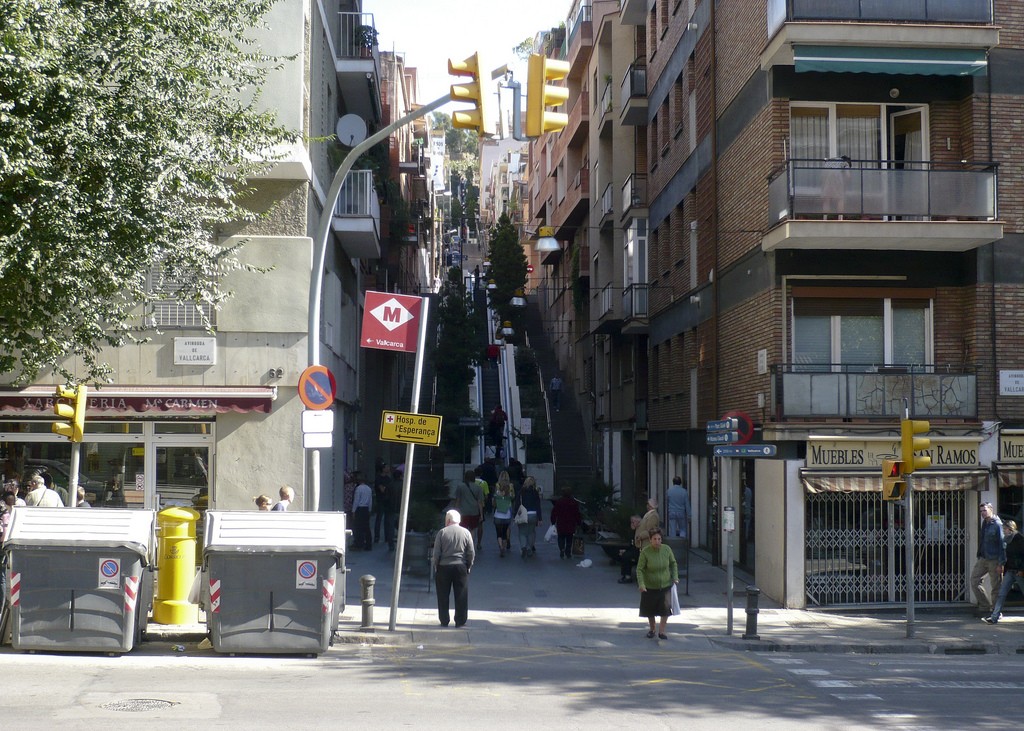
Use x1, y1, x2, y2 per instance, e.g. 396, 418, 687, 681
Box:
526, 265, 534, 273
722, 410, 754, 445
298, 365, 337, 410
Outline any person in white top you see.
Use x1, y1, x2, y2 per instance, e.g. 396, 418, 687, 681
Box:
23, 470, 63, 507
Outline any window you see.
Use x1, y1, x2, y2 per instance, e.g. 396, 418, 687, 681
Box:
790, 103, 928, 164
791, 296, 931, 371
147, 262, 215, 329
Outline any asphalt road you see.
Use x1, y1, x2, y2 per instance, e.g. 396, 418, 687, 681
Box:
2, 640, 1019, 729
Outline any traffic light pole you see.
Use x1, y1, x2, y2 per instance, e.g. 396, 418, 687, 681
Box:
306, 93, 452, 511
904, 400, 916, 638
65, 442, 81, 510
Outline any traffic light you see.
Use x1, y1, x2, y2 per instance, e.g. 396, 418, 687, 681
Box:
881, 459, 906, 501
448, 52, 488, 134
526, 53, 570, 137
900, 418, 931, 474
52, 385, 87, 442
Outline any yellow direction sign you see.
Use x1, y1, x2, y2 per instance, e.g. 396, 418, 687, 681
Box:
380, 410, 443, 446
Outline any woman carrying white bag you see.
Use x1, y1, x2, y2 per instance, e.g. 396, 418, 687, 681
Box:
636, 528, 679, 640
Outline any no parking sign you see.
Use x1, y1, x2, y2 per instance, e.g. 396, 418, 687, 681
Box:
296, 559, 317, 590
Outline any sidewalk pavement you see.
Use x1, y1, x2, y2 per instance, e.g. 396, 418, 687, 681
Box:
147, 531, 1024, 655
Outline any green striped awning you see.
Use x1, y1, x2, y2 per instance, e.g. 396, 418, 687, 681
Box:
794, 46, 987, 76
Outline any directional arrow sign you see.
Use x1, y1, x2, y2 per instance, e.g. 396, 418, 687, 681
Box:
713, 444, 777, 458
707, 418, 739, 432
706, 432, 739, 445
380, 410, 443, 446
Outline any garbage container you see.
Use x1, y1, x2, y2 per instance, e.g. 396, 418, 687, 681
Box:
153, 506, 200, 625
203, 510, 346, 655
2, 506, 155, 653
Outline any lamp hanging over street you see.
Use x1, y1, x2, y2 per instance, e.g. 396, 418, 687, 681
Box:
502, 321, 515, 337
535, 225, 559, 252
487, 279, 497, 291
511, 289, 526, 308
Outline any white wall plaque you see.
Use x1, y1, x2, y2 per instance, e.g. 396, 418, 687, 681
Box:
1000, 370, 1024, 396
174, 337, 217, 366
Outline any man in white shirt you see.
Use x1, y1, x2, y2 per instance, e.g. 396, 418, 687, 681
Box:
23, 470, 63, 507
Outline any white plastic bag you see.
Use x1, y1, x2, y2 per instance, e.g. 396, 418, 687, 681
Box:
544, 524, 557, 542
670, 583, 681, 615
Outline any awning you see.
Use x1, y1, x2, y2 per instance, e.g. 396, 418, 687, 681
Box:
802, 469, 989, 493
793, 46, 988, 76
0, 385, 277, 416
995, 463, 1024, 488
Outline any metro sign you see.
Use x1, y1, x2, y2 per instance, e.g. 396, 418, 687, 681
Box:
361, 291, 423, 353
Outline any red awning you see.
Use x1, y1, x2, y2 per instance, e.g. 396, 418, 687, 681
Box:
0, 386, 277, 416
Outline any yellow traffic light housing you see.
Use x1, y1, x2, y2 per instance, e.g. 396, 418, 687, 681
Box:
526, 54, 570, 138
881, 459, 906, 501
52, 385, 87, 443
900, 418, 931, 474
448, 53, 489, 135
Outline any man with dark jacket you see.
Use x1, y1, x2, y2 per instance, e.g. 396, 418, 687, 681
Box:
983, 520, 1024, 624
971, 502, 1005, 615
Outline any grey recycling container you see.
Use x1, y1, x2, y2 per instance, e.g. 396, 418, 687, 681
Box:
202, 511, 346, 655
2, 507, 155, 653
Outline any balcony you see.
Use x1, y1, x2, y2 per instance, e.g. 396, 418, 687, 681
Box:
620, 61, 648, 126
621, 283, 649, 335
763, 159, 1002, 252
554, 167, 590, 238
331, 170, 381, 259
621, 173, 647, 224
592, 282, 623, 334
771, 363, 977, 421
621, 0, 651, 25
332, 12, 383, 123
599, 183, 614, 230
566, 3, 594, 79
598, 81, 614, 137
566, 91, 590, 147
763, 0, 998, 71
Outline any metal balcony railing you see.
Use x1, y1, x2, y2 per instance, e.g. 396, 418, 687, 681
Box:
597, 282, 613, 318
621, 173, 647, 212
771, 363, 977, 420
768, 0, 992, 36
334, 170, 378, 217
622, 283, 649, 319
620, 61, 647, 108
767, 158, 998, 224
600, 183, 614, 218
336, 12, 378, 59
567, 3, 593, 50
599, 82, 613, 120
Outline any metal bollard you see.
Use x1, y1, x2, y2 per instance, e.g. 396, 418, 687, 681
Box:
360, 574, 376, 633
742, 585, 761, 640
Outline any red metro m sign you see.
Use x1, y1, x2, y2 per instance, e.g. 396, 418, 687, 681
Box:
360, 291, 423, 353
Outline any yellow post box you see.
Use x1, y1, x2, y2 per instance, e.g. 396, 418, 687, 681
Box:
153, 506, 201, 625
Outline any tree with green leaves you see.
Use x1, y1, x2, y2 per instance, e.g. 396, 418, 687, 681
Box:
432, 266, 484, 457
0, 0, 296, 384
486, 212, 528, 336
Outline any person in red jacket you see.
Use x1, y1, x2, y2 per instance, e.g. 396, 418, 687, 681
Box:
550, 488, 582, 559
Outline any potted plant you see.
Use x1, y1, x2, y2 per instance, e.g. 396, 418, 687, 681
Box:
355, 24, 378, 57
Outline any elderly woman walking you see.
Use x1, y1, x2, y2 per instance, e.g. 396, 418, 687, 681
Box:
637, 528, 679, 639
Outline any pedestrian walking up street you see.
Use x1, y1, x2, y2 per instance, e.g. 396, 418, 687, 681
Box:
983, 520, 1024, 624
550, 488, 582, 559
432, 509, 475, 628
517, 476, 543, 558
971, 502, 1005, 615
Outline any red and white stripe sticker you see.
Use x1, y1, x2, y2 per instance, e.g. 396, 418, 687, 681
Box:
9, 572, 20, 607
322, 578, 335, 614
124, 575, 139, 613
209, 578, 221, 614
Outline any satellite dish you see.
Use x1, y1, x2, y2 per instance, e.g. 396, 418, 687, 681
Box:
335, 114, 367, 147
